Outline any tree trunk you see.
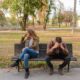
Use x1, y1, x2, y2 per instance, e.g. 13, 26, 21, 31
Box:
66, 22, 67, 27
22, 14, 28, 31
32, 16, 35, 27
59, 23, 61, 28
43, 23, 46, 30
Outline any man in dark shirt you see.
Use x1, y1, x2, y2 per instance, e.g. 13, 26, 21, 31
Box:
45, 37, 71, 75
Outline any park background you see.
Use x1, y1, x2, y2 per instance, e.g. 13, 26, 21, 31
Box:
0, 0, 80, 69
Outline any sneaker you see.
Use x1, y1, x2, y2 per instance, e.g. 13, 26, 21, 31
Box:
25, 68, 30, 79
25, 71, 29, 79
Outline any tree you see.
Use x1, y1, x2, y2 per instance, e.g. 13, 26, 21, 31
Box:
43, 0, 56, 30
57, 0, 64, 28
0, 10, 6, 26
63, 11, 73, 27
58, 12, 64, 28
37, 0, 48, 25
1, 0, 45, 30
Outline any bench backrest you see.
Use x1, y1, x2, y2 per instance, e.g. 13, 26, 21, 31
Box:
14, 43, 25, 56
14, 43, 73, 57
38, 43, 72, 58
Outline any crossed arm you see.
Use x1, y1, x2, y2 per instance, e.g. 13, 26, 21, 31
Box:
47, 41, 68, 55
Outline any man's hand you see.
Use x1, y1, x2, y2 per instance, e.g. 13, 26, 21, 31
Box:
47, 42, 59, 55
49, 42, 60, 53
52, 42, 60, 49
60, 43, 65, 50
60, 43, 69, 54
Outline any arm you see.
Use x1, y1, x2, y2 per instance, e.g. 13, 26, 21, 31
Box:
20, 34, 27, 44
47, 41, 59, 55
60, 43, 69, 55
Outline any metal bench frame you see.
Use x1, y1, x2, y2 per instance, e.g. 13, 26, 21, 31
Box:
12, 43, 77, 72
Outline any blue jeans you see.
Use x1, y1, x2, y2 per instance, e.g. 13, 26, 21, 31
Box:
19, 48, 38, 68
45, 53, 71, 69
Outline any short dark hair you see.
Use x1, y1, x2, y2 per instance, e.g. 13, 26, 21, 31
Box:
55, 37, 62, 43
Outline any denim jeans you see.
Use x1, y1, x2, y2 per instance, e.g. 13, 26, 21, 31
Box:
19, 48, 38, 68
45, 53, 71, 69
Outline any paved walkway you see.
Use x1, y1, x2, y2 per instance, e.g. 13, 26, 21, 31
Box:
0, 68, 80, 80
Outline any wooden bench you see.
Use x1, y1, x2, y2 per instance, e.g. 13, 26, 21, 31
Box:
12, 43, 77, 72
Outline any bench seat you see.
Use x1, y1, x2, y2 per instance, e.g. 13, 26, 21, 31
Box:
12, 56, 77, 61
12, 43, 77, 72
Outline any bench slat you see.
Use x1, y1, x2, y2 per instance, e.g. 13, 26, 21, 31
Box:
11, 56, 77, 61
13, 43, 77, 61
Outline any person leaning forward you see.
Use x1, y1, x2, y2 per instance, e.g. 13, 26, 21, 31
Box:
45, 37, 71, 75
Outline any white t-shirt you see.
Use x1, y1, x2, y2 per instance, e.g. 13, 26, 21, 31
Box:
25, 38, 39, 53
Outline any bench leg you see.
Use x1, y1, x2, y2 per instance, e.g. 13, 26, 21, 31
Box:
17, 64, 20, 72
17, 62, 20, 72
17, 61, 24, 72
67, 61, 70, 72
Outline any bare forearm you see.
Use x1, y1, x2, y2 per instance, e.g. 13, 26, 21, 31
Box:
21, 37, 25, 43
64, 49, 68, 54
61, 48, 68, 55
47, 47, 56, 55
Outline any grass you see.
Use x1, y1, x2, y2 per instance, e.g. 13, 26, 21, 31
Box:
0, 30, 80, 68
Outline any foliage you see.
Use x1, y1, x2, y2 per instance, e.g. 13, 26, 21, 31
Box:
58, 12, 64, 23
1, 0, 45, 30
63, 11, 73, 24
53, 10, 74, 28
0, 10, 6, 26
43, 0, 56, 30
8, 16, 18, 26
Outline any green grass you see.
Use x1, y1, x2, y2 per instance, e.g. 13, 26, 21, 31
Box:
0, 30, 80, 68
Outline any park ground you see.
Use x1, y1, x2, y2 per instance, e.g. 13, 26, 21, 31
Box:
0, 68, 80, 80
0, 30, 80, 68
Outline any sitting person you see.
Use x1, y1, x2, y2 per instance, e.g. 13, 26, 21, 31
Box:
10, 29, 39, 79
45, 37, 71, 75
